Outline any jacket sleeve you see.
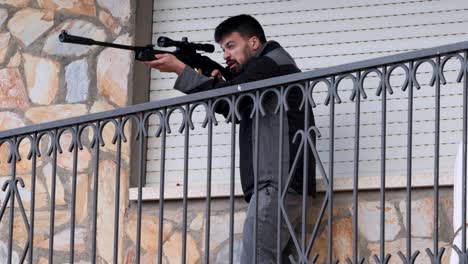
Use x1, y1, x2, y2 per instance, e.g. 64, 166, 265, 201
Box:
173, 66, 211, 93
173, 57, 278, 118
174, 57, 277, 93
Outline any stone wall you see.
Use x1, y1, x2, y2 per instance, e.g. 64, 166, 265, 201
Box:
124, 188, 454, 264
0, 0, 135, 263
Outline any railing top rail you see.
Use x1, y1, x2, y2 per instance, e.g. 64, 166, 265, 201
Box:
1, 40, 468, 139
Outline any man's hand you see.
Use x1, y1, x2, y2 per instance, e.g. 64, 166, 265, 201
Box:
143, 54, 186, 75
210, 69, 223, 80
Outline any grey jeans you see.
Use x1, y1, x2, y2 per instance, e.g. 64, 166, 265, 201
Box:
241, 186, 303, 264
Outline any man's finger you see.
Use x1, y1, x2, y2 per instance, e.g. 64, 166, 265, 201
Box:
210, 69, 220, 77
144, 59, 164, 68
210, 69, 223, 80
155, 54, 167, 60
143, 54, 168, 66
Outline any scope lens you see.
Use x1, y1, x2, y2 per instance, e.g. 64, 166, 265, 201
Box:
157, 36, 174, 47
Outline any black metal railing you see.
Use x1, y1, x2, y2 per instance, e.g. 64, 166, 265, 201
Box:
1, 40, 468, 264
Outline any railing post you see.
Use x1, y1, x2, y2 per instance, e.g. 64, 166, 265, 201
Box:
327, 76, 336, 264
462, 50, 468, 260
276, 87, 285, 264
49, 130, 59, 264
158, 109, 167, 264
204, 102, 214, 264
69, 126, 79, 263
228, 96, 236, 264
91, 122, 101, 264
350, 71, 362, 264
136, 114, 145, 264
7, 138, 17, 264
113, 118, 123, 264
375, 66, 390, 264
182, 104, 190, 264
431, 55, 442, 262
28, 133, 38, 263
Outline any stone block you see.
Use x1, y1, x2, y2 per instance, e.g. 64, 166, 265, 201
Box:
124, 248, 135, 264
37, 227, 86, 252
399, 197, 434, 237
43, 20, 106, 57
7, 50, 21, 68
97, 34, 132, 107
0, 0, 29, 8
99, 10, 121, 36
37, 0, 96, 16
25, 104, 87, 123
0, 32, 10, 64
201, 211, 246, 251
90, 100, 114, 114
0, 8, 8, 27
30, 209, 71, 247
358, 201, 401, 242
125, 210, 173, 255
0, 68, 29, 110
7, 8, 54, 47
23, 53, 60, 105
190, 212, 204, 231
0, 8, 8, 26
56, 131, 91, 173
75, 173, 88, 224
43, 163, 66, 206
96, 159, 129, 263
309, 216, 353, 263
65, 59, 89, 103
16, 173, 49, 210
97, 0, 131, 23
215, 238, 242, 264
163, 232, 200, 264
0, 241, 19, 263
0, 111, 25, 131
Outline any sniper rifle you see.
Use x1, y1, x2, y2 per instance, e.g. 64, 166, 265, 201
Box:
59, 30, 232, 80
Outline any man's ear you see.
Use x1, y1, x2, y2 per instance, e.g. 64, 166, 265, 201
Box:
249, 36, 261, 51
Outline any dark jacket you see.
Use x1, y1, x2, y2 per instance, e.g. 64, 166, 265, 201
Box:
174, 41, 316, 202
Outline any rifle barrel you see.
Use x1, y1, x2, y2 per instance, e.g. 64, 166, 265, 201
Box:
59, 30, 139, 51
91, 40, 138, 51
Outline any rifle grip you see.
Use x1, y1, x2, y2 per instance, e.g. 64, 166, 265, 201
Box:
136, 51, 154, 61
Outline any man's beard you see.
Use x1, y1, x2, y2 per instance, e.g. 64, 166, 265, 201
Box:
227, 48, 254, 74
227, 60, 241, 73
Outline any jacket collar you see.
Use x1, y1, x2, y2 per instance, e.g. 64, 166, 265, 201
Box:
255, 40, 281, 57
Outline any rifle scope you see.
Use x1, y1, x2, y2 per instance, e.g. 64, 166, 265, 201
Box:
157, 36, 215, 53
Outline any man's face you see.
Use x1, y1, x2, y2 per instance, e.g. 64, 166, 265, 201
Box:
219, 32, 260, 73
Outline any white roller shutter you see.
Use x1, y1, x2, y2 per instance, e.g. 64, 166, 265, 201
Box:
142, 0, 468, 199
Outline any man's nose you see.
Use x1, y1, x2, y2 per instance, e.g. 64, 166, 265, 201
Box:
223, 51, 230, 60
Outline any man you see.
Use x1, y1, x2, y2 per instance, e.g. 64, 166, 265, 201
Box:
145, 14, 315, 263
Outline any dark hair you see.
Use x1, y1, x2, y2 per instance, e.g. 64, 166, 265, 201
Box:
214, 14, 267, 44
